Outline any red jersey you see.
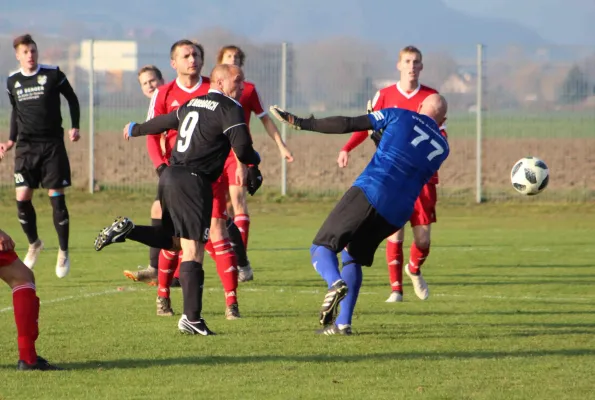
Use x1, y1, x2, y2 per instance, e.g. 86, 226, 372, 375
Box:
239, 81, 266, 129
146, 76, 210, 167
342, 82, 448, 184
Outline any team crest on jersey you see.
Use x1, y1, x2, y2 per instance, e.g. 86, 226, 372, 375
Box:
37, 75, 47, 85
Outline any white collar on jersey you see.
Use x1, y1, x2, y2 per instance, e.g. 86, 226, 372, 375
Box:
20, 65, 41, 77
396, 81, 421, 99
208, 89, 242, 107
176, 76, 203, 93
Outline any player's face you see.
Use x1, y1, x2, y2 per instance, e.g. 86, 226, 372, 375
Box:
171, 45, 203, 77
221, 71, 245, 101
138, 71, 163, 98
397, 52, 423, 83
15, 44, 38, 71
221, 50, 242, 67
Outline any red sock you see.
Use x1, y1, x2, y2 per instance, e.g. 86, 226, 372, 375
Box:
204, 240, 216, 263
212, 239, 238, 306
234, 214, 250, 249
13, 283, 39, 365
409, 242, 431, 275
158, 250, 178, 299
386, 239, 404, 292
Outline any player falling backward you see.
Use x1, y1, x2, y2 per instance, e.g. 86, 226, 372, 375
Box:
270, 94, 449, 335
0, 34, 80, 279
94, 64, 263, 335
338, 46, 447, 303
125, 41, 252, 320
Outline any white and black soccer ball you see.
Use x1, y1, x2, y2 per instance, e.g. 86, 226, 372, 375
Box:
510, 157, 549, 195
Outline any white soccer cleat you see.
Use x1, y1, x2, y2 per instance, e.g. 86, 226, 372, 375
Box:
385, 291, 403, 303
405, 264, 429, 300
55, 250, 70, 278
23, 239, 44, 269
238, 264, 254, 282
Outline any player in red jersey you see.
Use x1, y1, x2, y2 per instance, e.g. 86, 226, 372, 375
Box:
217, 45, 294, 282
338, 46, 447, 303
122, 65, 165, 287
0, 228, 62, 370
125, 40, 246, 320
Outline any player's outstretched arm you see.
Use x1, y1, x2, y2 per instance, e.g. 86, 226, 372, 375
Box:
270, 105, 373, 134
124, 111, 179, 140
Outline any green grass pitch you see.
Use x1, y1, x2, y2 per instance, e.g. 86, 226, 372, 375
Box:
0, 191, 593, 399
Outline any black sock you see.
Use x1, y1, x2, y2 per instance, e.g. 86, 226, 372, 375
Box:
50, 195, 69, 251
127, 225, 173, 249
179, 261, 204, 321
16, 200, 39, 244
148, 218, 162, 268
227, 220, 249, 267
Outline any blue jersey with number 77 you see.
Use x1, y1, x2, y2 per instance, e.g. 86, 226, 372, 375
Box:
352, 108, 450, 228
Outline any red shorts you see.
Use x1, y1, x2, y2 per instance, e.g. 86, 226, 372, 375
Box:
409, 183, 437, 227
0, 250, 18, 267
211, 177, 228, 220
223, 153, 246, 188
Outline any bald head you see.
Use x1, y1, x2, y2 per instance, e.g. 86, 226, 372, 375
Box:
210, 64, 245, 100
419, 94, 448, 125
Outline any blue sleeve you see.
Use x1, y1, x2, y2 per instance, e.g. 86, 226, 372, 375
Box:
367, 109, 390, 132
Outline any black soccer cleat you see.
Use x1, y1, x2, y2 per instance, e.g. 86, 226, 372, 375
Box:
178, 314, 216, 336
94, 217, 135, 251
319, 279, 348, 326
316, 324, 353, 336
17, 356, 64, 371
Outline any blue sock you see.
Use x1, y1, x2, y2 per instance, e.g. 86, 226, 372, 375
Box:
336, 249, 363, 326
310, 244, 342, 288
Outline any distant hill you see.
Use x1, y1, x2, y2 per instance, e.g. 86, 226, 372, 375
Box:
1, 0, 548, 50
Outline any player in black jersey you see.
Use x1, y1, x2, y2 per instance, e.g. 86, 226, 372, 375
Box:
0, 34, 80, 279
94, 64, 263, 335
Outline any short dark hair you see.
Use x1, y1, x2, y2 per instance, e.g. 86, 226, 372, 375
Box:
13, 34, 36, 49
137, 65, 163, 81
216, 45, 246, 67
170, 39, 204, 61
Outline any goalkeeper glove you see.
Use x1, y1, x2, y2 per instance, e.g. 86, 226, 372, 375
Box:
246, 165, 263, 196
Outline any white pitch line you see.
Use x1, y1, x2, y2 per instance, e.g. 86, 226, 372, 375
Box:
1, 286, 594, 314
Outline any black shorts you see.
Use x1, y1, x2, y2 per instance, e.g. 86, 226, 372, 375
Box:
158, 166, 212, 242
14, 141, 71, 189
313, 186, 400, 267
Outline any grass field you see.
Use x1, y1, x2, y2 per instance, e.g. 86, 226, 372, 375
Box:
0, 191, 594, 399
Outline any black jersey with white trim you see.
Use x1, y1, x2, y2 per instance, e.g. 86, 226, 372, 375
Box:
6, 64, 80, 142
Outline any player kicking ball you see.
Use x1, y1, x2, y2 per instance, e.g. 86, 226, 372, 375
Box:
270, 94, 449, 335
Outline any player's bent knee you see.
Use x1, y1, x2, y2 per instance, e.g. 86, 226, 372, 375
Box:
209, 218, 228, 242
229, 186, 248, 214
180, 239, 203, 263
15, 187, 33, 202
0, 259, 35, 288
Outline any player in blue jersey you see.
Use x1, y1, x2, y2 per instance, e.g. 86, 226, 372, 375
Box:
270, 94, 449, 335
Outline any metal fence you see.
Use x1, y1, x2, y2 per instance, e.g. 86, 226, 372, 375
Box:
1, 37, 594, 202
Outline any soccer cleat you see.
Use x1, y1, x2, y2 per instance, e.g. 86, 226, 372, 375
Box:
94, 217, 134, 251
316, 324, 353, 336
178, 314, 215, 335
238, 264, 254, 282
319, 279, 348, 326
156, 296, 174, 316
385, 290, 404, 303
405, 264, 429, 300
23, 239, 44, 269
55, 250, 70, 278
124, 266, 158, 286
17, 356, 63, 371
225, 303, 241, 320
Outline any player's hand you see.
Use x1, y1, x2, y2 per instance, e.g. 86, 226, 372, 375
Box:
246, 166, 263, 196
0, 230, 15, 252
123, 123, 135, 141
69, 128, 80, 142
279, 145, 294, 162
235, 163, 248, 186
366, 99, 373, 114
337, 150, 350, 168
269, 105, 302, 130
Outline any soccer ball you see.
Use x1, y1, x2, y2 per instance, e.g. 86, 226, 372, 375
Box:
510, 157, 549, 195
